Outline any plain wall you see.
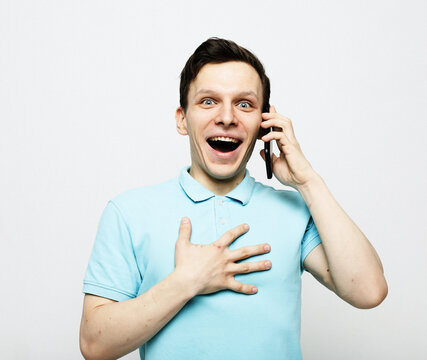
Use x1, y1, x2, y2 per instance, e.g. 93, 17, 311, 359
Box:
1, 0, 426, 359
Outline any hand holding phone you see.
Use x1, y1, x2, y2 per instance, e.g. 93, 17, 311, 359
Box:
262, 103, 273, 179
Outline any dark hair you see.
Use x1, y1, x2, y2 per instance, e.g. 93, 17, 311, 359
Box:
179, 37, 270, 112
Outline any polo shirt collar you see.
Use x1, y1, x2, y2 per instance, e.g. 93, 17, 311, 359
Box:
179, 166, 255, 205
225, 170, 255, 205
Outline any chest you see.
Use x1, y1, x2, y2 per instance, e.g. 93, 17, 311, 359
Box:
131, 197, 308, 295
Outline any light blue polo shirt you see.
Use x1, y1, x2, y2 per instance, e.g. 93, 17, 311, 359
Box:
83, 167, 321, 360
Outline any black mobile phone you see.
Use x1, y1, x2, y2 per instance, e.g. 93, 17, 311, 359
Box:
262, 102, 273, 179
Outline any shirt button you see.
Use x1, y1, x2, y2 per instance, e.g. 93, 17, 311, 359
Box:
217, 199, 223, 205
220, 218, 226, 225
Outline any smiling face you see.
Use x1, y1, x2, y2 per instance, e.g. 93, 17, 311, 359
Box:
176, 61, 263, 194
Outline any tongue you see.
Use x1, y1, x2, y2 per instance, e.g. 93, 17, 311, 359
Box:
208, 140, 238, 153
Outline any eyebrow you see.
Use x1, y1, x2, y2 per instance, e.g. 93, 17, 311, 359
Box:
194, 89, 259, 99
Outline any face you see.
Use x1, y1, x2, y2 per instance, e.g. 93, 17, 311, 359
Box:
176, 61, 263, 186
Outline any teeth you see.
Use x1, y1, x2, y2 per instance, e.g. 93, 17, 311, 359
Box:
209, 136, 239, 143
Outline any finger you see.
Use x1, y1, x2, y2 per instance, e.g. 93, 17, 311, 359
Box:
228, 260, 272, 275
227, 278, 258, 295
260, 120, 289, 140
271, 152, 279, 164
261, 130, 292, 145
260, 118, 288, 129
261, 113, 295, 134
260, 118, 296, 140
228, 243, 271, 262
262, 112, 287, 121
176, 217, 192, 245
217, 223, 249, 247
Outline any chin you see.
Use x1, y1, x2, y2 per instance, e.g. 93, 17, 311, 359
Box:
206, 163, 245, 181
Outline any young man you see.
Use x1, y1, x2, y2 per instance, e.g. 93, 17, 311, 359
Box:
80, 38, 387, 360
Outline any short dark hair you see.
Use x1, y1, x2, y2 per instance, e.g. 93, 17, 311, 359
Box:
179, 37, 270, 112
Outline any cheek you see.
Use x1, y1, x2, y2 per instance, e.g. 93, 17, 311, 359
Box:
186, 122, 206, 153
185, 118, 200, 138
245, 118, 262, 138
187, 110, 211, 132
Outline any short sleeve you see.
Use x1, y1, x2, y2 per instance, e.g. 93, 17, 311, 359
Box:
83, 201, 142, 301
300, 216, 322, 272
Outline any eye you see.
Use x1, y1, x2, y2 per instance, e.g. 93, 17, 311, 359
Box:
201, 98, 215, 106
238, 101, 251, 109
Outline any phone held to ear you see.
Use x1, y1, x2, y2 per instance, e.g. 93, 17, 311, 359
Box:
263, 103, 273, 179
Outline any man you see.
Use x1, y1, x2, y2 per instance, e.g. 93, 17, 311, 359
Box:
80, 38, 387, 360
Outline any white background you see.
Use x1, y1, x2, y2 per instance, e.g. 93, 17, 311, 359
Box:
1, 0, 426, 359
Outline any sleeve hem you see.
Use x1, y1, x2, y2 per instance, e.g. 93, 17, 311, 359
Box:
300, 234, 322, 272
83, 281, 136, 302
108, 200, 145, 277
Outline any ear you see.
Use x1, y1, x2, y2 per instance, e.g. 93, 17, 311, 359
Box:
175, 107, 188, 135
257, 123, 265, 140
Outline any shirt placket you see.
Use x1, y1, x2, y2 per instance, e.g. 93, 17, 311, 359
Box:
214, 196, 229, 238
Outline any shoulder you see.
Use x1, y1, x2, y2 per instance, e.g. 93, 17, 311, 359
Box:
251, 179, 309, 214
114, 177, 179, 201
108, 177, 181, 219
252, 179, 304, 204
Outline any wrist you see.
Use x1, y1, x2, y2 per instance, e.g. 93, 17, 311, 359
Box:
169, 268, 200, 300
295, 173, 327, 208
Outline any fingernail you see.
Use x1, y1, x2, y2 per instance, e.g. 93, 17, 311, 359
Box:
252, 287, 258, 294
265, 261, 271, 268
264, 245, 270, 251
181, 217, 189, 224
243, 224, 249, 230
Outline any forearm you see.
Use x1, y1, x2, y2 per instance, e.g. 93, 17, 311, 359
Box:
298, 173, 387, 307
80, 271, 195, 360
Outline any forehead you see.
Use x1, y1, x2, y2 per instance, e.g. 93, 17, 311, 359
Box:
189, 61, 262, 99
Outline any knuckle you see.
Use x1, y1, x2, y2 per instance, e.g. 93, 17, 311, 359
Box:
241, 263, 250, 273
244, 285, 254, 294
224, 264, 233, 275
240, 247, 249, 257
224, 248, 232, 259
236, 282, 244, 292
228, 278, 239, 291
228, 229, 237, 239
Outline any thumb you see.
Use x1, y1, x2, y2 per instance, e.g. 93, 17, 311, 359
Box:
177, 217, 192, 245
271, 152, 278, 163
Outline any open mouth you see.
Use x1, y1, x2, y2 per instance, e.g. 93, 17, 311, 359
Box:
207, 136, 242, 153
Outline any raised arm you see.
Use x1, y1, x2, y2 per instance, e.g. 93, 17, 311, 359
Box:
299, 175, 387, 308
80, 219, 272, 360
260, 106, 388, 309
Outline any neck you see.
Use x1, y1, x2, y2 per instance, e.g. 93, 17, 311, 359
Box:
189, 167, 246, 196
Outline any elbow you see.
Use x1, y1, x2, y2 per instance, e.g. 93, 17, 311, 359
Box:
80, 337, 97, 360
350, 277, 388, 309
80, 335, 109, 360
368, 279, 388, 308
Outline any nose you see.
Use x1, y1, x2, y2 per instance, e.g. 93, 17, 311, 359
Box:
215, 104, 237, 127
